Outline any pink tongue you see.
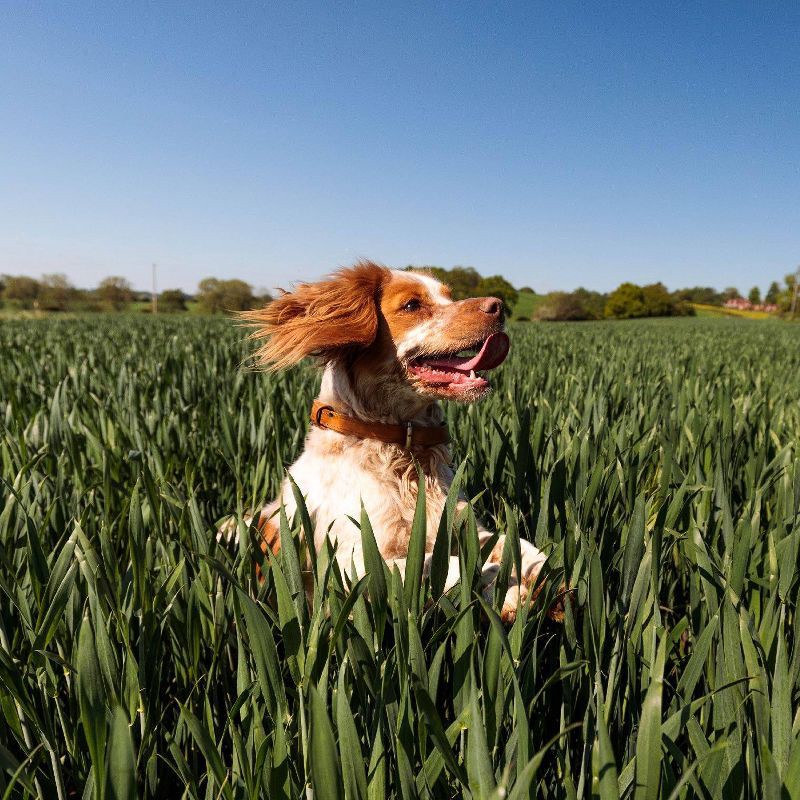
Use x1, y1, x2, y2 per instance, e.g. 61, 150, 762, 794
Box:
425, 332, 510, 372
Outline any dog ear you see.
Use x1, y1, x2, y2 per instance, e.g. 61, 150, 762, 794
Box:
241, 261, 390, 370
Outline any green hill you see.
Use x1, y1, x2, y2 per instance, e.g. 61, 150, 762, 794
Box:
511, 289, 547, 320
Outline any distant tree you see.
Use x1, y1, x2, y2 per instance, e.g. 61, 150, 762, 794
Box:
519, 286, 535, 294
442, 266, 482, 300
535, 291, 597, 321
39, 274, 77, 311
3, 275, 41, 308
253, 288, 273, 307
674, 286, 722, 305
784, 273, 799, 315
721, 287, 741, 302
747, 286, 762, 305
475, 275, 519, 311
196, 278, 256, 313
405, 265, 518, 307
765, 281, 781, 304
159, 289, 188, 312
605, 283, 647, 319
96, 276, 134, 310
605, 282, 691, 319
572, 287, 607, 319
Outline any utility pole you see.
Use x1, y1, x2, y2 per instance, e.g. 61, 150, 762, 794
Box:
152, 263, 158, 315
791, 266, 800, 317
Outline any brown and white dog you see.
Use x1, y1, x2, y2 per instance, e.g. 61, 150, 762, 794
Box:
238, 261, 555, 622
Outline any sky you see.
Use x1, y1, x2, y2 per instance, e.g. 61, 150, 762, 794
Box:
1, 2, 798, 295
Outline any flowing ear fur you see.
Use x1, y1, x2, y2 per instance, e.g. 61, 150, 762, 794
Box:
241, 261, 390, 370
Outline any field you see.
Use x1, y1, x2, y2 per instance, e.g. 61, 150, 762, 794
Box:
1, 315, 799, 799
690, 303, 774, 321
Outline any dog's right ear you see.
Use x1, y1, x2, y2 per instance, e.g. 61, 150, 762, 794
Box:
241, 261, 390, 370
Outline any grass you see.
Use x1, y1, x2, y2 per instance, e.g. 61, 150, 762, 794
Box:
1, 315, 799, 798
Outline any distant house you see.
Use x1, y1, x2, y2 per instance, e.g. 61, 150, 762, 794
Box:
724, 298, 778, 313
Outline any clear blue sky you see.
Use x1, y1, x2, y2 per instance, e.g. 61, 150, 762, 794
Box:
1, 2, 798, 294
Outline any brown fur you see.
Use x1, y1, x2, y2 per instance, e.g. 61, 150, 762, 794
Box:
241, 261, 390, 370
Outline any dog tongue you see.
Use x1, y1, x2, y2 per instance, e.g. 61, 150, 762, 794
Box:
425, 332, 510, 372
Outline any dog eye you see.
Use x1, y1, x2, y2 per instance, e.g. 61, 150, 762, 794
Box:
402, 299, 421, 312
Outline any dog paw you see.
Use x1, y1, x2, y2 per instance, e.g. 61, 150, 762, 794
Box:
498, 577, 572, 624
499, 583, 528, 625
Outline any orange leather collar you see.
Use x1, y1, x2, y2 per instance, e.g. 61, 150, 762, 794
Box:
310, 400, 450, 449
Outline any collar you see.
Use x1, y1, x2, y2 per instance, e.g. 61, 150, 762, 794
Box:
310, 399, 450, 449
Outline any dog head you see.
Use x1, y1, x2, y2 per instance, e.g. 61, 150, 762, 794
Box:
242, 261, 510, 406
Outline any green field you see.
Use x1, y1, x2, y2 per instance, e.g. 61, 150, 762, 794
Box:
511, 289, 547, 320
1, 316, 799, 799
690, 303, 774, 320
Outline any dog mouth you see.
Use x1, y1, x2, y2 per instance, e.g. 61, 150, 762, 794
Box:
406, 332, 510, 395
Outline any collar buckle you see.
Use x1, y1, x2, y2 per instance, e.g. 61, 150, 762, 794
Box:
314, 404, 334, 428
405, 421, 413, 449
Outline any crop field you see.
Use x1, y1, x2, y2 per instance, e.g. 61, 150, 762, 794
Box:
1, 315, 799, 799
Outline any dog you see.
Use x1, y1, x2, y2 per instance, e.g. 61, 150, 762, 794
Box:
237, 261, 559, 622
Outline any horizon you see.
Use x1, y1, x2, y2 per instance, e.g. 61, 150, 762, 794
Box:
1, 2, 798, 294
0, 265, 789, 300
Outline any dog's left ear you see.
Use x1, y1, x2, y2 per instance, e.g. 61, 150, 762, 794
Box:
242, 261, 389, 370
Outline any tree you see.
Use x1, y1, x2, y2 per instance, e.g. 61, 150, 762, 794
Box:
534, 292, 593, 321
253, 288, 273, 307
605, 283, 647, 319
642, 283, 674, 317
572, 287, 608, 319
786, 272, 799, 316
674, 286, 722, 305
519, 286, 535, 294
39, 274, 76, 311
3, 276, 41, 308
747, 286, 761, 305
721, 287, 741, 302
475, 275, 519, 311
196, 278, 256, 313
97, 276, 134, 310
604, 282, 691, 319
159, 289, 187, 312
765, 281, 780, 304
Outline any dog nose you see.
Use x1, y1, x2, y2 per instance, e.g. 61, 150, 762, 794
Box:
479, 297, 503, 316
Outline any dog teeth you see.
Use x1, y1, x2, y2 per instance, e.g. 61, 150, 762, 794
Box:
470, 370, 476, 378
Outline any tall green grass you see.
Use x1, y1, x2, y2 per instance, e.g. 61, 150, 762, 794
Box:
0, 315, 798, 798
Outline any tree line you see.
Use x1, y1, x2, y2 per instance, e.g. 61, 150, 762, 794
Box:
532, 274, 798, 321
2, 267, 797, 321
0, 274, 272, 314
